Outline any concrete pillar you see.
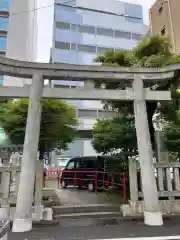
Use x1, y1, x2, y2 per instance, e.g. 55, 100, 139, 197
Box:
129, 158, 138, 202
132, 75, 163, 226
34, 161, 43, 221
155, 130, 169, 162
12, 74, 44, 232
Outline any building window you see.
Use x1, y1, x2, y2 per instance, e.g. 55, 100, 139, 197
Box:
77, 44, 96, 53
0, 75, 3, 85
71, 43, 76, 50
78, 110, 97, 118
97, 47, 113, 54
0, 1, 10, 10
98, 110, 116, 119
132, 33, 142, 41
125, 16, 142, 24
96, 28, 113, 37
114, 30, 131, 39
0, 36, 6, 49
77, 130, 92, 139
0, 51, 5, 56
0, 16, 8, 30
56, 21, 70, 30
54, 84, 72, 88
71, 24, 77, 31
78, 25, 95, 34
55, 41, 70, 49
161, 27, 165, 36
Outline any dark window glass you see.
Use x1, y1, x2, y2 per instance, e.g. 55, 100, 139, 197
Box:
77, 44, 96, 53
96, 28, 113, 37
76, 160, 95, 168
115, 30, 131, 39
71, 43, 76, 50
55, 41, 70, 49
56, 21, 70, 30
71, 24, 77, 31
78, 25, 95, 34
97, 47, 113, 54
131, 33, 142, 41
77, 130, 92, 139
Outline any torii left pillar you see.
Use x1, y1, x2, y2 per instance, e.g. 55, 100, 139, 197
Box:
13, 74, 44, 232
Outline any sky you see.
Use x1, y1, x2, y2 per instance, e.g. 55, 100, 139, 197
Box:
37, 0, 156, 63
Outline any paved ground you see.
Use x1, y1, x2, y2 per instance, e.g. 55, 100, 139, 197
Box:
8, 217, 180, 240
46, 180, 124, 205
55, 187, 124, 205
10, 180, 180, 239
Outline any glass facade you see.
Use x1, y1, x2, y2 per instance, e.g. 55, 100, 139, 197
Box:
0, 0, 9, 84
0, 36, 6, 48
52, 0, 146, 157
0, 0, 10, 11
0, 16, 8, 29
52, 1, 146, 89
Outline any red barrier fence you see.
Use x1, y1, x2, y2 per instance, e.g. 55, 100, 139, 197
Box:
44, 169, 127, 202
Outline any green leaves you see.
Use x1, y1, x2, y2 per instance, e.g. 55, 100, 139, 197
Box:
132, 35, 172, 59
94, 36, 180, 70
92, 116, 137, 155
0, 99, 78, 152
93, 35, 180, 156
162, 91, 180, 157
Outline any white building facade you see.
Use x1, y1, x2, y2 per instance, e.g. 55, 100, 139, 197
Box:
0, 0, 9, 85
51, 0, 147, 158
4, 0, 38, 86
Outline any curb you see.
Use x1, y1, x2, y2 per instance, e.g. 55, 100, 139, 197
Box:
32, 220, 59, 227
32, 215, 180, 228
121, 214, 180, 222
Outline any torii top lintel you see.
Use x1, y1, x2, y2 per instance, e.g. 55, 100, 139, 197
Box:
0, 57, 179, 81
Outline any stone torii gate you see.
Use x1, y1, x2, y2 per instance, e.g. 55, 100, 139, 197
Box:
0, 57, 177, 231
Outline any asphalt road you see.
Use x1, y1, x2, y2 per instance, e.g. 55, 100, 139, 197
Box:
8, 217, 180, 240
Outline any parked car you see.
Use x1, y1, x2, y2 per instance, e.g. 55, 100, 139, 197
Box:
60, 156, 111, 192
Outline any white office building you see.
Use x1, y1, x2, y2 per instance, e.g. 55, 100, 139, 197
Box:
51, 0, 146, 158
3, 0, 38, 86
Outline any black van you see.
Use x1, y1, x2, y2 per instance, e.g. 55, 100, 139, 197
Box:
60, 156, 111, 192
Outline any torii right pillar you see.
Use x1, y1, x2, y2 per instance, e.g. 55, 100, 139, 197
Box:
132, 74, 163, 226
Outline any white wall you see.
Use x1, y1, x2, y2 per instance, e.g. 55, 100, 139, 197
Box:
76, 0, 125, 15
4, 0, 38, 86
37, 0, 54, 63
83, 140, 97, 156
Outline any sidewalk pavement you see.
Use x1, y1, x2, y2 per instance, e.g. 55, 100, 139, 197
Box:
9, 216, 180, 240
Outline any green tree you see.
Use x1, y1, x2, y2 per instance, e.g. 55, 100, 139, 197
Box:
161, 90, 180, 160
92, 116, 137, 175
92, 116, 137, 155
92, 90, 180, 162
0, 99, 78, 158
164, 119, 180, 160
94, 35, 180, 148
